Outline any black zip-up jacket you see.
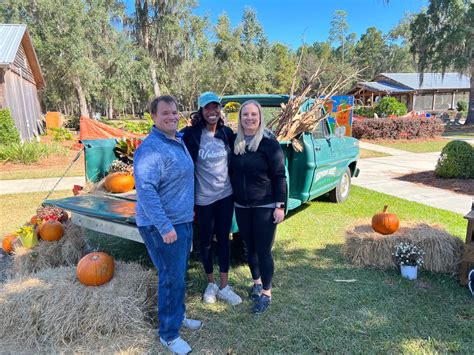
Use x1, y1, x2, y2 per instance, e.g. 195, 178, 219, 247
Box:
230, 136, 287, 207
180, 124, 235, 164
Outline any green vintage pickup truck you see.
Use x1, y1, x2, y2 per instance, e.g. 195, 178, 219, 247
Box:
45, 94, 360, 246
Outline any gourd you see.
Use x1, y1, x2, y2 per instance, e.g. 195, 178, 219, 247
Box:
371, 205, 399, 235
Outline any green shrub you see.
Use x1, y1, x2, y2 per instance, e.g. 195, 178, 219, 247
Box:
123, 120, 152, 134
0, 108, 21, 145
456, 100, 467, 112
435, 140, 474, 179
354, 106, 375, 118
48, 127, 74, 141
0, 142, 68, 164
374, 97, 408, 117
63, 115, 80, 130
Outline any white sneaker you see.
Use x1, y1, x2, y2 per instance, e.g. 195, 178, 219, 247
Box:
160, 336, 191, 354
217, 285, 243, 305
182, 316, 202, 330
203, 282, 219, 304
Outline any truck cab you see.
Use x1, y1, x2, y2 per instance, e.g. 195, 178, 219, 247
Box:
45, 94, 359, 244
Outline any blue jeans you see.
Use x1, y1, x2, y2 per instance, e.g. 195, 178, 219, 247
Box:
138, 222, 193, 342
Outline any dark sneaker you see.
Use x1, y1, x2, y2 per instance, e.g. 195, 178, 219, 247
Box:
251, 294, 271, 314
249, 283, 263, 301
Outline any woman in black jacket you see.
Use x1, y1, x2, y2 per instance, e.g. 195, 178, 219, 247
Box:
230, 100, 287, 314
181, 92, 242, 306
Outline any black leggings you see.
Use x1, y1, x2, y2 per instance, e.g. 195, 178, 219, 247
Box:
235, 207, 276, 290
195, 194, 233, 274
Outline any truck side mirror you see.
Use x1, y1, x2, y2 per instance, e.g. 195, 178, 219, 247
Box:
334, 126, 346, 138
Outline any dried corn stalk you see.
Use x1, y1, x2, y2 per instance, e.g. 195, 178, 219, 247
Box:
268, 62, 360, 151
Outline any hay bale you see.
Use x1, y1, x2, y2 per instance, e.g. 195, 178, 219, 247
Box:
344, 221, 463, 273
12, 221, 87, 277
0, 262, 157, 350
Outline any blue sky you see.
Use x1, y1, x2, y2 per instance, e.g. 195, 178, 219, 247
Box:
125, 0, 428, 49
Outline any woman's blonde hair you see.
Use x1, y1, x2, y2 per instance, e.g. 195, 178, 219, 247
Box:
234, 100, 266, 155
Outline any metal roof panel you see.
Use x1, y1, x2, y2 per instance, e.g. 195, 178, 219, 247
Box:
380, 72, 470, 90
0, 24, 27, 65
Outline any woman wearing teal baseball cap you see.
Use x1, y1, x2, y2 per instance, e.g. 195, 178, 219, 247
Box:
181, 92, 242, 306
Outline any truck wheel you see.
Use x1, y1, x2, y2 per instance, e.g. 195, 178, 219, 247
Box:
329, 167, 351, 203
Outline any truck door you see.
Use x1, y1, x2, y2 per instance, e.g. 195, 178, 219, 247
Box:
308, 120, 338, 198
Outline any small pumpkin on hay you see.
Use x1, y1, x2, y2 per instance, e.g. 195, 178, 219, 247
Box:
371, 205, 399, 235
2, 233, 19, 254
77, 252, 115, 286
39, 218, 65, 242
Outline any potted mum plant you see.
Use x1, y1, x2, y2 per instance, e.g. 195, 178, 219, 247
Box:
392, 242, 425, 280
223, 102, 241, 123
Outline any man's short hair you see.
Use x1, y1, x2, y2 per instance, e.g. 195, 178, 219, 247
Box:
150, 95, 178, 114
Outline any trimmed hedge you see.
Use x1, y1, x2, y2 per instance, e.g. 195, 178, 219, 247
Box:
435, 140, 474, 179
352, 117, 445, 140
0, 108, 20, 145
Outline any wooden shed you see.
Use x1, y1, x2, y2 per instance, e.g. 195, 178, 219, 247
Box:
0, 24, 45, 141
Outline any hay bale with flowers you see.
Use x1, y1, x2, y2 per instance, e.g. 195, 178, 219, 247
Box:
11, 220, 87, 277
0, 262, 157, 351
344, 221, 463, 273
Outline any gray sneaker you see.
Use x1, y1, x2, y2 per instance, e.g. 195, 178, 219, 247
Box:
160, 336, 191, 354
182, 317, 202, 330
203, 282, 219, 304
249, 283, 263, 301
217, 285, 242, 305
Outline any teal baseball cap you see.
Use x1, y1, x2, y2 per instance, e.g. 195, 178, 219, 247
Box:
198, 92, 221, 108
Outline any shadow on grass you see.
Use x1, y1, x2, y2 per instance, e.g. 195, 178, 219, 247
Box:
80, 209, 472, 353
208, 240, 474, 353
395, 170, 474, 195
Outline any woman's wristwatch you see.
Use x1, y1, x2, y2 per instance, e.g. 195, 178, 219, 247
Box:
276, 203, 285, 209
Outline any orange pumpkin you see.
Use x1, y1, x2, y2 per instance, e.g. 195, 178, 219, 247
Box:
2, 234, 17, 254
372, 205, 400, 235
104, 173, 135, 193
39, 220, 65, 241
77, 252, 115, 286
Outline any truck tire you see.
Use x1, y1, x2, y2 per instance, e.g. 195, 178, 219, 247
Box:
329, 167, 351, 203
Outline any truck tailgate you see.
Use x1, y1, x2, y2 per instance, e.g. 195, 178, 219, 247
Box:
44, 193, 137, 224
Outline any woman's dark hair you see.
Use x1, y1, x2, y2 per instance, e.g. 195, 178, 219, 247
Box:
149, 95, 178, 114
190, 107, 225, 127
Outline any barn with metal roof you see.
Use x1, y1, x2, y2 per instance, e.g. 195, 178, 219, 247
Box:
0, 24, 45, 141
347, 72, 470, 113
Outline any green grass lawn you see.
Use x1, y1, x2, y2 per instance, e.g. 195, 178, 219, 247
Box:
360, 148, 391, 159
0, 190, 74, 235
0, 164, 84, 180
372, 139, 451, 153
442, 125, 474, 138
181, 186, 471, 353
2, 186, 472, 352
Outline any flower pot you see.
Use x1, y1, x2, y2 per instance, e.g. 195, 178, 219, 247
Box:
400, 265, 418, 280
226, 112, 238, 123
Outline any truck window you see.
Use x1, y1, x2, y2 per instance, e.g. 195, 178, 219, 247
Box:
312, 120, 329, 139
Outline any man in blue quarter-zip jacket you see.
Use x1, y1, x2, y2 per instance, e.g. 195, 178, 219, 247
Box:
134, 95, 201, 354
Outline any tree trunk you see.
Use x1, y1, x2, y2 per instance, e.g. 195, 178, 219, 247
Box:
151, 67, 161, 97
108, 98, 113, 120
72, 77, 89, 118
131, 98, 135, 118
464, 63, 474, 125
